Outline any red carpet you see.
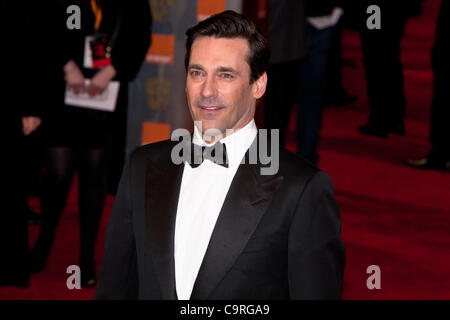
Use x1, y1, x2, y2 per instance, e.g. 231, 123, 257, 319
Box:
1, 0, 449, 299
315, 0, 450, 299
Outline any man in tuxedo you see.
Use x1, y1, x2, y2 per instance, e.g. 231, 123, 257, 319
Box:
95, 10, 345, 300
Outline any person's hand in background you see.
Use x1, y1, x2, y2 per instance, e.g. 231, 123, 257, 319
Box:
22, 116, 41, 136
64, 60, 85, 94
86, 65, 117, 96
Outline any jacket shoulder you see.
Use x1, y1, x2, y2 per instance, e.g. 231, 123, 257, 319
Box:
279, 148, 318, 173
277, 148, 323, 184
129, 138, 180, 168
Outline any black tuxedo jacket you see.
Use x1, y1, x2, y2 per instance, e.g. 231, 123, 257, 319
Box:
95, 137, 345, 299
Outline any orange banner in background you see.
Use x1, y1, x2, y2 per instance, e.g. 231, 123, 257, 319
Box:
146, 34, 175, 64
141, 122, 171, 145
257, 0, 267, 19
197, 0, 226, 21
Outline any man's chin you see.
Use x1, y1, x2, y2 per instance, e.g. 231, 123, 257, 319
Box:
194, 120, 220, 132
203, 127, 225, 139
193, 121, 225, 141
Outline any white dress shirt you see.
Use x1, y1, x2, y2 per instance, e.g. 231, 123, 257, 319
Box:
174, 119, 257, 300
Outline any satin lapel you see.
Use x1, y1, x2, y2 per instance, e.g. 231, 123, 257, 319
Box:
190, 163, 284, 300
145, 159, 184, 300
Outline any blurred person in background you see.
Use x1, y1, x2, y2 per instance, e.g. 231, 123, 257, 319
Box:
1, 1, 42, 287
407, 0, 450, 171
358, 0, 424, 138
265, 0, 342, 164
324, 0, 357, 107
264, 0, 307, 147
29, 0, 152, 287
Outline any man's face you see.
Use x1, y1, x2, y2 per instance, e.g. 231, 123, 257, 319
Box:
186, 36, 266, 139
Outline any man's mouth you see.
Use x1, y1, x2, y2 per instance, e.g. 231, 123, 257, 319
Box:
199, 105, 224, 111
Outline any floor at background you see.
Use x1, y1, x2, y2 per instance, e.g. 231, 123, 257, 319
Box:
1, 0, 449, 299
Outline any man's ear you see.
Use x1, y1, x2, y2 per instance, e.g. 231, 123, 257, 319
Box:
252, 72, 267, 99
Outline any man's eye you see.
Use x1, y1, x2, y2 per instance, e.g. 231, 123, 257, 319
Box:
190, 70, 203, 77
220, 73, 233, 79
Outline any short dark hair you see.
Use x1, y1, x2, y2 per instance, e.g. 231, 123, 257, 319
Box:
185, 10, 270, 84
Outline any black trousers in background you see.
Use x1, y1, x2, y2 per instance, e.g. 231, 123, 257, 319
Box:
265, 23, 333, 164
107, 87, 128, 196
1, 126, 30, 287
360, 10, 407, 131
31, 146, 107, 277
264, 60, 300, 148
325, 17, 345, 100
429, 0, 450, 162
22, 127, 45, 198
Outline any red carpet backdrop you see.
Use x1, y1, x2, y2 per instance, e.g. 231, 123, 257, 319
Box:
1, 0, 449, 299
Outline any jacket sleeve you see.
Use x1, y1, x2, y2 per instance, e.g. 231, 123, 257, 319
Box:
110, 0, 152, 82
288, 171, 345, 299
95, 151, 138, 299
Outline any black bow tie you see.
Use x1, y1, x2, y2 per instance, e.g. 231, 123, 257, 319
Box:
190, 142, 229, 168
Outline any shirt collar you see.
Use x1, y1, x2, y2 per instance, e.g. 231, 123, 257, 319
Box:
192, 119, 257, 168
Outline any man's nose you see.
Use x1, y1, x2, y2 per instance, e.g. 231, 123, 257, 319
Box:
201, 75, 218, 98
